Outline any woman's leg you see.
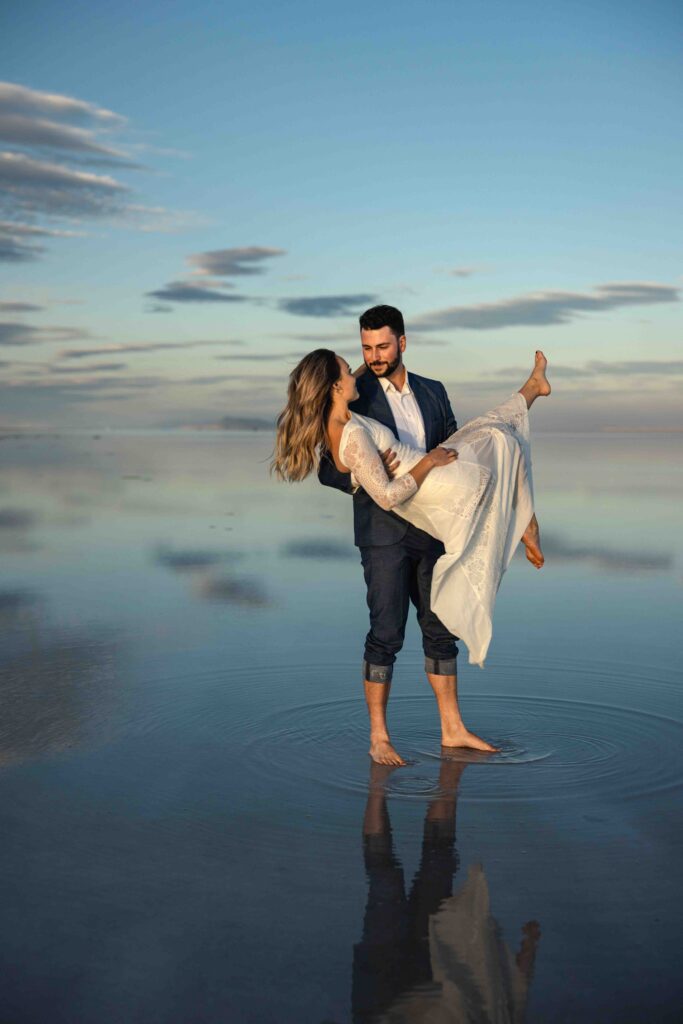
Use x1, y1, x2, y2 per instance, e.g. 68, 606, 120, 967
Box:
453, 351, 549, 572
517, 352, 548, 565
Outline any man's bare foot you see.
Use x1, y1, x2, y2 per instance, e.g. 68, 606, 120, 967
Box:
530, 350, 551, 396
521, 514, 544, 568
369, 739, 407, 766
441, 727, 499, 753
369, 760, 401, 789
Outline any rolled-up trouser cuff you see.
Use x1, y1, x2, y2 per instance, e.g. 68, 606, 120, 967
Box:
424, 655, 457, 676
363, 660, 393, 684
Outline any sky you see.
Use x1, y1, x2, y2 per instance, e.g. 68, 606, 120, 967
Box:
1, 0, 681, 432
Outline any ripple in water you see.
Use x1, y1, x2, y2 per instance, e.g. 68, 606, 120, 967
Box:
242, 693, 683, 804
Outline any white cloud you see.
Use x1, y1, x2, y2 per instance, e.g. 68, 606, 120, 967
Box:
412, 282, 680, 332
0, 82, 125, 126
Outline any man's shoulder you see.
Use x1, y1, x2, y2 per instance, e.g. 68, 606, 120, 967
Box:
407, 371, 446, 393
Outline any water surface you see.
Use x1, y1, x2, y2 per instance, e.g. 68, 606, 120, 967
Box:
1, 430, 681, 1022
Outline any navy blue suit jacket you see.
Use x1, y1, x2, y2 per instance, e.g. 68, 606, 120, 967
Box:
318, 370, 457, 547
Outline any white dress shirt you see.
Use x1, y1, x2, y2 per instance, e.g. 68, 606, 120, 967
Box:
379, 371, 427, 451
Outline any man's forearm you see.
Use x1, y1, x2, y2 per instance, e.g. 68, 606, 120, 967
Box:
318, 450, 355, 494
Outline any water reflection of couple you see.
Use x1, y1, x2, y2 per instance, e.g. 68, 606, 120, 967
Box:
273, 304, 551, 764
352, 761, 541, 1024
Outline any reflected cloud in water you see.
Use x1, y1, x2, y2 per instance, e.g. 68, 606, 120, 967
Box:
0, 507, 39, 529
151, 543, 268, 605
194, 574, 270, 607
152, 543, 244, 572
282, 538, 355, 560
536, 533, 672, 573
0, 506, 43, 553
0, 588, 40, 618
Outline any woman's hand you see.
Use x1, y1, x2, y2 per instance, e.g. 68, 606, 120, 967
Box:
427, 446, 458, 467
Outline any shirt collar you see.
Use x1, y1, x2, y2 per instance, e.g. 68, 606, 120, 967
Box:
378, 370, 411, 396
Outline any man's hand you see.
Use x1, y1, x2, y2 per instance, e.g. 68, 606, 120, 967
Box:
427, 446, 458, 467
380, 448, 401, 479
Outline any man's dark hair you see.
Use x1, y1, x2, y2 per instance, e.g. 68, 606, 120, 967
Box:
359, 304, 405, 340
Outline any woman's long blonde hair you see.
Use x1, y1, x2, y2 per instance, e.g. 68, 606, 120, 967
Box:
271, 348, 341, 481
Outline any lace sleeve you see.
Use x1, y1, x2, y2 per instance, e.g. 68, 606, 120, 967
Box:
341, 423, 418, 511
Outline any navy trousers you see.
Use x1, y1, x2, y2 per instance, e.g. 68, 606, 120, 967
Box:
360, 526, 458, 682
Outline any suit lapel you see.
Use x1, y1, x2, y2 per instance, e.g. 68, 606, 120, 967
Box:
353, 374, 398, 433
407, 372, 437, 450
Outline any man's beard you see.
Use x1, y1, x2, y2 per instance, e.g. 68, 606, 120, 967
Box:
366, 351, 402, 378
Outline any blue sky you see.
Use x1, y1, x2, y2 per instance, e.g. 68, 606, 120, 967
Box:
1, 0, 681, 431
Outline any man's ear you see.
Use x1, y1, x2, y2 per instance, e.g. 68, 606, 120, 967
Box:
399, 334, 407, 353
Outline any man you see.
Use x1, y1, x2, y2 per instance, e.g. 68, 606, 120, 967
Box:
319, 304, 494, 764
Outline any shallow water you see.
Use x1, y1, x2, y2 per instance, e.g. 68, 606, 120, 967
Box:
1, 430, 681, 1022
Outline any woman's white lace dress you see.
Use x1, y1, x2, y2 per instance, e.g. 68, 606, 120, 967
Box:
338, 392, 534, 667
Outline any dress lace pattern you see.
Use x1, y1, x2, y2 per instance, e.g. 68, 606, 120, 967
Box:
340, 422, 418, 511
441, 464, 491, 520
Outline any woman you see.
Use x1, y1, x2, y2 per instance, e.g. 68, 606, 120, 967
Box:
272, 349, 550, 669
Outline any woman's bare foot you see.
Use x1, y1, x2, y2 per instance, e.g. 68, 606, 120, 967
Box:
369, 738, 407, 766
441, 727, 499, 753
530, 350, 551, 395
521, 514, 544, 568
520, 350, 551, 408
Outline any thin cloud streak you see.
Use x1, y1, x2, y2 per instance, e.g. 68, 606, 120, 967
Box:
0, 82, 125, 126
2, 370, 257, 394
412, 282, 680, 331
2, 374, 170, 393
146, 280, 248, 303
188, 246, 286, 276
0, 321, 95, 346
58, 339, 245, 359
0, 301, 44, 312
485, 359, 683, 380
0, 151, 129, 218
0, 219, 82, 262
215, 351, 307, 362
0, 113, 139, 165
50, 362, 128, 373
279, 293, 376, 318
449, 266, 481, 277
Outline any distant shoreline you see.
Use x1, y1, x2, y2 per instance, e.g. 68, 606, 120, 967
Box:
1, 425, 681, 440
0, 427, 275, 440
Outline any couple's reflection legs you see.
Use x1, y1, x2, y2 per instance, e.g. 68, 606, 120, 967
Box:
351, 759, 541, 1024
352, 760, 465, 1023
